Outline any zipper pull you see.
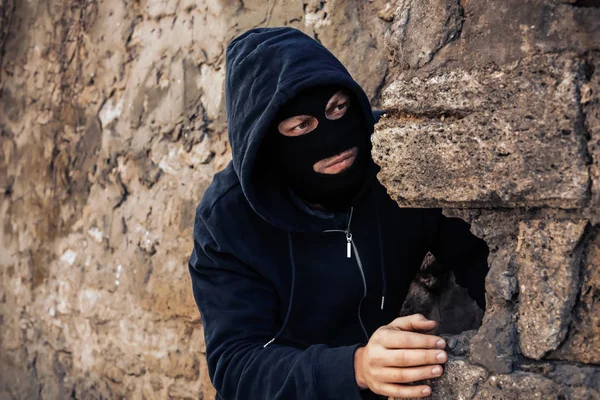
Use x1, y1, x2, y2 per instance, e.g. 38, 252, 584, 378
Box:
346, 231, 352, 258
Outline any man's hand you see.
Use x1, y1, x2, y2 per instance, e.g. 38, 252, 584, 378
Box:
354, 314, 447, 398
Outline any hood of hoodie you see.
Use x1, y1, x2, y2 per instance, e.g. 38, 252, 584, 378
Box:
225, 27, 376, 232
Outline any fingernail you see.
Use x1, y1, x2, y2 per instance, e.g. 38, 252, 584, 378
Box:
432, 366, 442, 375
422, 387, 431, 395
437, 352, 447, 361
436, 339, 446, 349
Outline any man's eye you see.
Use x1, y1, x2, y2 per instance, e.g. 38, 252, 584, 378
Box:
295, 121, 310, 131
326, 101, 349, 120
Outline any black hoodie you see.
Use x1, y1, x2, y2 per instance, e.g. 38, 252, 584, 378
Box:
189, 27, 488, 400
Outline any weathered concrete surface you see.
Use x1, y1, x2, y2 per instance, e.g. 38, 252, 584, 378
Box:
376, 0, 600, 399
516, 219, 588, 359
0, 0, 391, 398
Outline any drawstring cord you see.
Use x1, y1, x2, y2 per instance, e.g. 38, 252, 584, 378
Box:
264, 232, 297, 348
375, 199, 387, 310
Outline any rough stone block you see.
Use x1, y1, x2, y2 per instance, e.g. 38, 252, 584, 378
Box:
516, 220, 588, 359
470, 305, 517, 374
384, 0, 464, 70
473, 372, 591, 400
520, 361, 600, 394
546, 363, 600, 394
378, 0, 600, 398
550, 228, 600, 364
372, 55, 589, 208
384, 0, 600, 75
582, 58, 600, 222
405, 357, 488, 400
444, 329, 477, 357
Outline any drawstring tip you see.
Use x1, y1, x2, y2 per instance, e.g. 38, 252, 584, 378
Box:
263, 338, 275, 348
380, 296, 385, 310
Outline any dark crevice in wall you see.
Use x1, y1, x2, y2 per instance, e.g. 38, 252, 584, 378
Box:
313, 30, 322, 45
0, 0, 15, 82
381, 108, 473, 123
571, 0, 600, 7
446, 0, 465, 43
370, 65, 389, 108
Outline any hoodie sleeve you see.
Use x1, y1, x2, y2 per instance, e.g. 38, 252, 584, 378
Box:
189, 212, 363, 400
429, 211, 489, 309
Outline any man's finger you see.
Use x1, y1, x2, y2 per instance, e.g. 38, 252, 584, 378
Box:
382, 349, 447, 367
375, 383, 432, 399
379, 364, 444, 383
389, 314, 437, 332
379, 329, 446, 350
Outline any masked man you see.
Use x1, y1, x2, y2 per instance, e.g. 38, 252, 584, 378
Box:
189, 27, 488, 400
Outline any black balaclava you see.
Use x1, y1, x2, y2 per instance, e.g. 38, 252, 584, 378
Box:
266, 84, 371, 211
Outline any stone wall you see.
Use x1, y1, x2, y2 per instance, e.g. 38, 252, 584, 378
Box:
373, 0, 600, 398
3, 0, 599, 398
0, 1, 391, 398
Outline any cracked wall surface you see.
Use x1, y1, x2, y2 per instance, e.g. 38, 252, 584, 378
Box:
373, 0, 600, 398
0, 0, 392, 398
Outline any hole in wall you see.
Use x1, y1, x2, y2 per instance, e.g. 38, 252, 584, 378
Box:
401, 221, 490, 335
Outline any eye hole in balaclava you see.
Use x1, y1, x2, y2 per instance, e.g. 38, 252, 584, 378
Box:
265, 84, 371, 211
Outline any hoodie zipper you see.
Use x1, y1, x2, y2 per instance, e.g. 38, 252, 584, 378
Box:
324, 207, 369, 342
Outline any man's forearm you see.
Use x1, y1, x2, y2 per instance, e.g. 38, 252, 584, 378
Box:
209, 341, 363, 400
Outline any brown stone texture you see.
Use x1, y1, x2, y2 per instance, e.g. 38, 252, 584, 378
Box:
474, 372, 598, 400
585, 57, 600, 223
442, 209, 521, 374
374, 54, 590, 209
0, 0, 391, 398
385, 0, 464, 71
409, 356, 489, 400
550, 226, 600, 364
516, 219, 588, 359
374, 0, 599, 210
377, 0, 600, 399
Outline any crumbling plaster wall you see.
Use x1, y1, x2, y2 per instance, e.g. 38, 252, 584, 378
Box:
0, 0, 392, 398
373, 0, 600, 398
